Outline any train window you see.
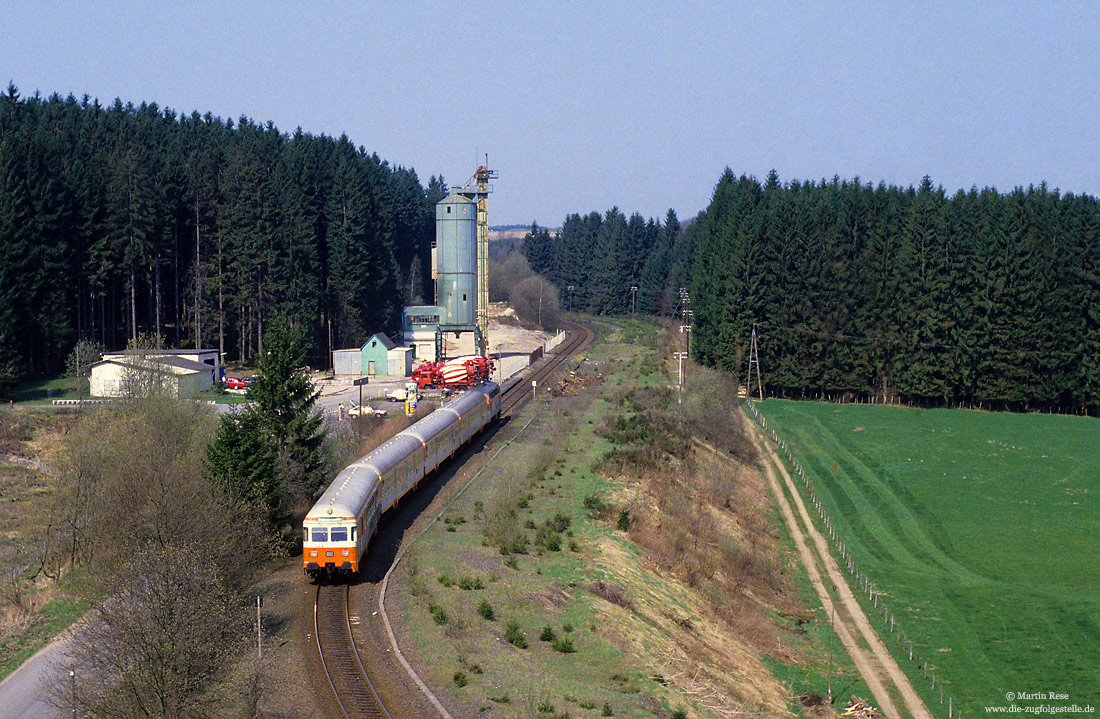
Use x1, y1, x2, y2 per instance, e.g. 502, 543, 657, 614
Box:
311, 527, 328, 542
351, 526, 357, 541
330, 527, 348, 542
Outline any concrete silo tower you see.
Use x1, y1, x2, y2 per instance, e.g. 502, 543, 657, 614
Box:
435, 192, 477, 326
402, 165, 495, 363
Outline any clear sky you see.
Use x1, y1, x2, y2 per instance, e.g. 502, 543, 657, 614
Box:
4, 1, 1099, 227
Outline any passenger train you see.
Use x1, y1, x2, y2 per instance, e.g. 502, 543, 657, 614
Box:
303, 381, 501, 579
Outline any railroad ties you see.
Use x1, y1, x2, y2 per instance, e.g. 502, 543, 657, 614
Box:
315, 584, 390, 719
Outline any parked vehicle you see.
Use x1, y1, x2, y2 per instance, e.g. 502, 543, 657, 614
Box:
386, 382, 421, 403
347, 403, 387, 418
225, 377, 246, 390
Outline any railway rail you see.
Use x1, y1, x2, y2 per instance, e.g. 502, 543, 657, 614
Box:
313, 319, 593, 716
499, 319, 594, 415
314, 583, 391, 719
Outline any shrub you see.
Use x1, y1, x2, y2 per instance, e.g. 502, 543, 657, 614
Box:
540, 626, 556, 641
458, 576, 485, 590
504, 620, 527, 648
548, 513, 572, 532
616, 509, 631, 531
583, 492, 611, 518
535, 525, 562, 552
428, 602, 447, 625
477, 598, 495, 624
438, 574, 455, 587
602, 702, 613, 716
453, 671, 467, 687
552, 635, 576, 653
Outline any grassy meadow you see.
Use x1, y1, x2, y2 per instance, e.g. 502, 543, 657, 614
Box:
755, 400, 1100, 715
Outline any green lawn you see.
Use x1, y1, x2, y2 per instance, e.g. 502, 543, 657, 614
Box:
756, 400, 1100, 715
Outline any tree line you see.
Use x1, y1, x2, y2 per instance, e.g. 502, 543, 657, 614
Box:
0, 83, 444, 388
523, 169, 1100, 414
520, 208, 702, 319
691, 170, 1100, 413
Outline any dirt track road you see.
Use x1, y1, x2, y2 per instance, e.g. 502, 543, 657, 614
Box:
745, 413, 934, 719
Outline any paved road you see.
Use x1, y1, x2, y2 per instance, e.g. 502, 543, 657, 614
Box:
0, 637, 70, 719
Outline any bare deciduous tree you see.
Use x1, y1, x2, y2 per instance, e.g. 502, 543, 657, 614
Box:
52, 542, 250, 719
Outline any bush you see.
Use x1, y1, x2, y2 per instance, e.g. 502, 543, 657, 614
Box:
428, 602, 447, 625
583, 492, 611, 518
617, 509, 631, 531
477, 599, 495, 620
504, 620, 527, 648
552, 635, 576, 653
453, 671, 467, 687
535, 525, 562, 552
548, 513, 572, 532
458, 576, 485, 590
539, 626, 556, 641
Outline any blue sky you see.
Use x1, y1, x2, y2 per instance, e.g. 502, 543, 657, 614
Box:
4, 1, 1099, 226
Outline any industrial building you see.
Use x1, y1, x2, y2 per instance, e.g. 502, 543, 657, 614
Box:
334, 166, 497, 375
332, 333, 414, 378
89, 349, 219, 398
402, 166, 496, 363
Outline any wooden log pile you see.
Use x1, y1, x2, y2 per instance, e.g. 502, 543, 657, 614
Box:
843, 696, 882, 719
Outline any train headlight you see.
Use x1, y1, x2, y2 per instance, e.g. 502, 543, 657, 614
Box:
326, 551, 334, 557
342, 550, 350, 556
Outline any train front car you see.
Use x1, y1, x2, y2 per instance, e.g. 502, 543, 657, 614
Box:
302, 463, 380, 579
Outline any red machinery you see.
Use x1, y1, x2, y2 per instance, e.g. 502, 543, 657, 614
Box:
411, 355, 494, 389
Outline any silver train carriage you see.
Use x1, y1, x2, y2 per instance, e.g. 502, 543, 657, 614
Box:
303, 381, 500, 578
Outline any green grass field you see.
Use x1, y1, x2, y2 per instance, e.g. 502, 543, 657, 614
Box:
755, 400, 1100, 716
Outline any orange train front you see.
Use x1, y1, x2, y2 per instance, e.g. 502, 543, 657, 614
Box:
303, 381, 500, 580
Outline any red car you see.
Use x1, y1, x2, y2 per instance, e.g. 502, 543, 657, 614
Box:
225, 377, 246, 389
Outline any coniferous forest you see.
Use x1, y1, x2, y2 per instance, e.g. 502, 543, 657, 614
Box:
5, 82, 1100, 414
526, 169, 1100, 415
0, 84, 443, 380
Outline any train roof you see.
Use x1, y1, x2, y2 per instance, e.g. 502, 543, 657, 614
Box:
306, 462, 378, 521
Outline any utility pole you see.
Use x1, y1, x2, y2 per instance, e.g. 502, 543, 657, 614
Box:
256, 595, 263, 659
630, 286, 638, 319
675, 351, 688, 404
567, 285, 574, 313
748, 323, 764, 401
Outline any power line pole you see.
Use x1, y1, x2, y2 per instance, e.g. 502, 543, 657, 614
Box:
630, 285, 638, 319
748, 323, 764, 401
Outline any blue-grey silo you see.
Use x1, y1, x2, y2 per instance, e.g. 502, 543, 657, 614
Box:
434, 192, 478, 325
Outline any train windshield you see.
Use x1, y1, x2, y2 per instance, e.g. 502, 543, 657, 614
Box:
310, 527, 328, 542
330, 526, 348, 542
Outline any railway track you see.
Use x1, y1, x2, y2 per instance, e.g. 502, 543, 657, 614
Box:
314, 583, 391, 719
499, 319, 594, 415
314, 320, 593, 716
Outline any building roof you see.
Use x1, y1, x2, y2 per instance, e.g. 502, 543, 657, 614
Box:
363, 333, 398, 351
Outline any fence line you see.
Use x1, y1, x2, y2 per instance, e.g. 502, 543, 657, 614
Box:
744, 400, 956, 719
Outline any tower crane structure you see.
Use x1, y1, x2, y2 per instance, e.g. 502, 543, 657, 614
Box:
457, 165, 496, 357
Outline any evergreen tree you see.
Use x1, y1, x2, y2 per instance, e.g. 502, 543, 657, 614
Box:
205, 410, 281, 531
248, 319, 326, 504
